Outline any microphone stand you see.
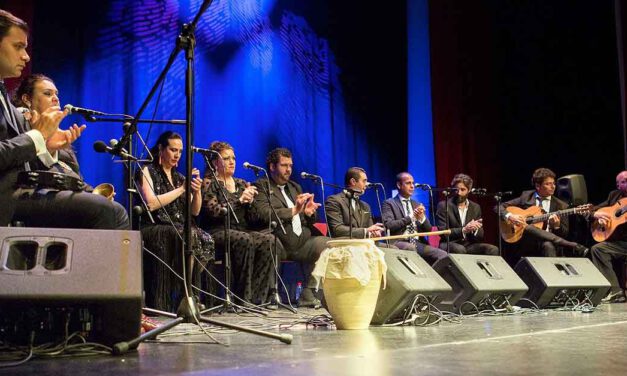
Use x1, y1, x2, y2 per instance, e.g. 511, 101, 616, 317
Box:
302, 175, 332, 238
199, 156, 264, 316
112, 0, 291, 354
370, 183, 388, 247
429, 186, 457, 254
254, 169, 297, 313
345, 188, 363, 240
88, 117, 172, 226
488, 191, 512, 257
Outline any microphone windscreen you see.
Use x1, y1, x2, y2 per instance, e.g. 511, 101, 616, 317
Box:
93, 141, 108, 152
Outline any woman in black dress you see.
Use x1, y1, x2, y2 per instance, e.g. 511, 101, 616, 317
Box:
200, 141, 281, 304
138, 131, 214, 312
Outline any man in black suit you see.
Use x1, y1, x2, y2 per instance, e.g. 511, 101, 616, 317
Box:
252, 147, 328, 307
499, 167, 587, 260
381, 172, 447, 264
436, 173, 498, 255
590, 170, 627, 303
0, 9, 127, 229
325, 167, 385, 239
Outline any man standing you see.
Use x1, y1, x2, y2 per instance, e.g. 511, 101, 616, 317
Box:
499, 168, 588, 260
0, 9, 128, 229
590, 170, 627, 303
381, 172, 447, 264
436, 173, 498, 255
325, 167, 385, 239
252, 147, 327, 307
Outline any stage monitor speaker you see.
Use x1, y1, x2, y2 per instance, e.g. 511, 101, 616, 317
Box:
514, 257, 611, 308
433, 254, 528, 314
0, 227, 142, 347
556, 174, 588, 206
371, 248, 452, 325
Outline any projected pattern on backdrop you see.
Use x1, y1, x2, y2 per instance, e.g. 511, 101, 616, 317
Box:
72, 0, 390, 214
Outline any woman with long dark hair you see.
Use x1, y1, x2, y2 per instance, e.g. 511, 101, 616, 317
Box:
138, 130, 214, 312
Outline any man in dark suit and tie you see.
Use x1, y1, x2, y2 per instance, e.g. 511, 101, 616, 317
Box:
325, 167, 385, 239
0, 9, 127, 229
252, 147, 328, 307
590, 170, 627, 303
381, 172, 447, 264
436, 173, 498, 255
499, 167, 587, 261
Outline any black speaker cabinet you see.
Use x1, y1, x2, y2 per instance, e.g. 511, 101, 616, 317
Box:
514, 257, 611, 308
371, 248, 452, 325
0, 227, 143, 347
556, 174, 588, 206
433, 254, 528, 314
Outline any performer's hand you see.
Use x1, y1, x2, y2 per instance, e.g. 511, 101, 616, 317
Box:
239, 184, 258, 204
190, 168, 202, 194
30, 106, 68, 141
367, 223, 384, 238
507, 214, 525, 226
292, 193, 313, 216
303, 194, 321, 216
548, 214, 560, 228
46, 124, 86, 151
413, 204, 426, 221
594, 211, 611, 227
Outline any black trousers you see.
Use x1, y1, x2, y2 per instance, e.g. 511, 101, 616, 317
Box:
591, 240, 627, 293
439, 241, 499, 256
13, 189, 129, 229
394, 240, 448, 264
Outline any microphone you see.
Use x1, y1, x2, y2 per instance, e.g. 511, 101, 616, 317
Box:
64, 104, 107, 116
243, 162, 265, 173
300, 171, 321, 180
414, 183, 431, 190
470, 188, 487, 195
93, 140, 137, 160
191, 146, 220, 158
366, 182, 383, 189
109, 139, 129, 155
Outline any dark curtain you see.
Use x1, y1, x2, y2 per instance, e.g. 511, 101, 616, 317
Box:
430, 0, 624, 243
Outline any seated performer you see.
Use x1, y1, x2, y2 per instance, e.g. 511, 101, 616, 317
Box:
138, 131, 214, 312
0, 10, 128, 229
381, 172, 447, 264
436, 173, 498, 255
498, 167, 588, 261
590, 170, 627, 303
252, 147, 328, 308
200, 141, 281, 305
12, 73, 128, 229
325, 167, 385, 239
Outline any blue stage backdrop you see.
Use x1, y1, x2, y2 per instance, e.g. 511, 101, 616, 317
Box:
23, 0, 416, 219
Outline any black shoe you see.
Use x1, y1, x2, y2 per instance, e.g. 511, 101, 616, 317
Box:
601, 290, 626, 304
298, 288, 321, 309
574, 244, 589, 258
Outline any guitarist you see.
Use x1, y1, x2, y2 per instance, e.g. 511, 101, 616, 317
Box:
498, 168, 588, 262
590, 170, 627, 303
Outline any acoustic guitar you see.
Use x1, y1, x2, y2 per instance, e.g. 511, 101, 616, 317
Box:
499, 204, 592, 243
591, 197, 627, 242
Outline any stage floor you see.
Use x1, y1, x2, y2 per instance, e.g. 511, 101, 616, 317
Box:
3, 303, 627, 376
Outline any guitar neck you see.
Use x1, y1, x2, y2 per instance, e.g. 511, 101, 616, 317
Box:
527, 207, 581, 224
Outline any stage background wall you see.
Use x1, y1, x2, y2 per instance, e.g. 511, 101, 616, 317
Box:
1, 0, 625, 245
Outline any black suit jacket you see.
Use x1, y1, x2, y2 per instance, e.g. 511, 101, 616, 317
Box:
252, 177, 317, 252
436, 197, 484, 243
498, 189, 569, 238
381, 196, 432, 237
0, 101, 37, 226
325, 191, 374, 238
